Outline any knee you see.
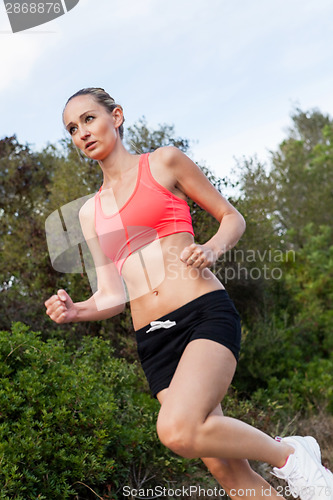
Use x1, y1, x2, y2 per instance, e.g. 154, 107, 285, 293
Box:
156, 412, 198, 458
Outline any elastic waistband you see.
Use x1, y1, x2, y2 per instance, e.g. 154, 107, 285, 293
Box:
135, 289, 229, 336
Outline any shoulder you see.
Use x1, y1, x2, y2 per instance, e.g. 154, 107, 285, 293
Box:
150, 146, 205, 184
150, 147, 238, 222
148, 146, 199, 197
150, 146, 186, 167
149, 146, 198, 184
79, 195, 95, 218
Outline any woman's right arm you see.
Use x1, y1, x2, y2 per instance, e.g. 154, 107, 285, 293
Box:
44, 197, 126, 324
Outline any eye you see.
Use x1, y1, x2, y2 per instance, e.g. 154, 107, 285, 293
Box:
85, 115, 94, 123
69, 125, 77, 135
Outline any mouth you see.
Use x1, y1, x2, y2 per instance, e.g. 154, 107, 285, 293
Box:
85, 141, 97, 150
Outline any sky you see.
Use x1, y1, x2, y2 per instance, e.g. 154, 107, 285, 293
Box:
1, 0, 333, 180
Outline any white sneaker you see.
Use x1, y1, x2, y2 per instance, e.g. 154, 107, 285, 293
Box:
271, 436, 333, 500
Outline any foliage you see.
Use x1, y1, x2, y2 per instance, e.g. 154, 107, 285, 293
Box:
0, 137, 56, 330
252, 355, 333, 420
0, 322, 192, 499
268, 109, 333, 247
283, 224, 333, 354
125, 116, 191, 155
228, 108, 333, 320
234, 222, 333, 397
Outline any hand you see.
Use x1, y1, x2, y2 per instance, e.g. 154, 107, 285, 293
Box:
180, 243, 217, 270
44, 289, 76, 324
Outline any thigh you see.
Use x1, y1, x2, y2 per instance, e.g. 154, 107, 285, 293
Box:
157, 338, 237, 421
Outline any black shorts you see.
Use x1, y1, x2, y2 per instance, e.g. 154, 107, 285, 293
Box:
135, 289, 241, 398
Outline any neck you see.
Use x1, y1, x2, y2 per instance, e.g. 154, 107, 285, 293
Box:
98, 140, 139, 185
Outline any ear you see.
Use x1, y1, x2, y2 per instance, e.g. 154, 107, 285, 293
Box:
112, 106, 124, 131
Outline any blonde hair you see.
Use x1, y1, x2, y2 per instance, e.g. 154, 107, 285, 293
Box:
64, 87, 125, 140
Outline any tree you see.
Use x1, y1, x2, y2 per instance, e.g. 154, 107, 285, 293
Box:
0, 136, 60, 331
231, 108, 333, 394
270, 109, 333, 248
125, 116, 190, 154
230, 107, 333, 323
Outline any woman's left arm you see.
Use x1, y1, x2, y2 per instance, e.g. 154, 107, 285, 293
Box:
160, 146, 246, 269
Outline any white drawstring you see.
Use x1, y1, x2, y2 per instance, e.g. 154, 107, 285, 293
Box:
146, 320, 177, 333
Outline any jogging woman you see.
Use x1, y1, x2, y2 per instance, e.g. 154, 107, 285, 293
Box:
45, 88, 332, 500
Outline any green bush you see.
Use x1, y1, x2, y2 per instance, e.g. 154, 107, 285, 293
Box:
0, 323, 190, 499
252, 356, 333, 420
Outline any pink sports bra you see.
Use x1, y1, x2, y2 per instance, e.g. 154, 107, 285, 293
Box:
94, 153, 194, 273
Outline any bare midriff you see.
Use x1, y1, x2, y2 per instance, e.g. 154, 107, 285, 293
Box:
121, 232, 224, 330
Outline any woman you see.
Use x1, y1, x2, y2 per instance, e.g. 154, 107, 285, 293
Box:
45, 88, 332, 500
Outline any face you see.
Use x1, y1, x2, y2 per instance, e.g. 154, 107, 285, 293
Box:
63, 95, 122, 160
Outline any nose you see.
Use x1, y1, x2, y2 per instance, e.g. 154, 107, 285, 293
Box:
79, 125, 91, 140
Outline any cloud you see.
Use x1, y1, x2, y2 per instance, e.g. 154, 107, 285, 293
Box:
0, 3, 62, 93
0, 35, 43, 92
1, 0, 333, 177
192, 115, 289, 179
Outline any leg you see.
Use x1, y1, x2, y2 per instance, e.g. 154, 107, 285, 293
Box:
157, 389, 285, 500
156, 340, 333, 500
201, 406, 285, 500
202, 456, 284, 500
156, 339, 293, 466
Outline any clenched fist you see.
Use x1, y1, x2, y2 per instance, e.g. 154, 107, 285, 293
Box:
44, 289, 76, 324
180, 243, 217, 269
